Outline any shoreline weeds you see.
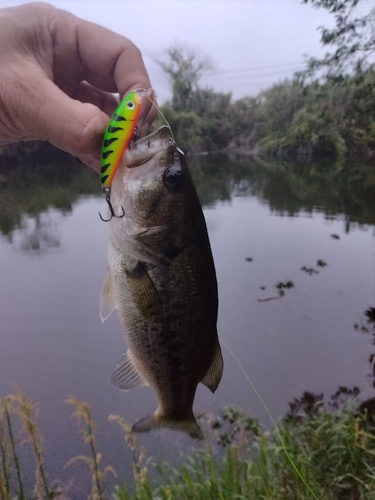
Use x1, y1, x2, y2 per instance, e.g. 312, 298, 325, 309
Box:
1, 391, 375, 499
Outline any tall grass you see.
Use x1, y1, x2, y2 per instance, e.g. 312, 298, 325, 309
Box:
0, 390, 54, 499
114, 402, 375, 500
1, 390, 375, 499
65, 396, 116, 500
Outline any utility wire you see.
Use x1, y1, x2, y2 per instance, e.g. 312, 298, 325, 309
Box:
206, 61, 306, 76
202, 67, 305, 82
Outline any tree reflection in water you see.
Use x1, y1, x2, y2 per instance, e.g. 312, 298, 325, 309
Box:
0, 142, 98, 252
11, 212, 61, 253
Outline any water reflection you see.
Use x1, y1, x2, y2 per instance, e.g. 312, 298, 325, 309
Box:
188, 154, 375, 228
0, 142, 374, 493
0, 143, 97, 243
2, 144, 375, 244
356, 308, 375, 385
9, 212, 61, 253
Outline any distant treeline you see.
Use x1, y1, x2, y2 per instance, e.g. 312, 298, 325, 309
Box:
156, 68, 375, 159
2, 67, 375, 162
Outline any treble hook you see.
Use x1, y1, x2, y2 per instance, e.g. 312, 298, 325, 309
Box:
99, 186, 125, 222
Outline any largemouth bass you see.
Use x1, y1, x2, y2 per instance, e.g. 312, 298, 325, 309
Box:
100, 125, 223, 438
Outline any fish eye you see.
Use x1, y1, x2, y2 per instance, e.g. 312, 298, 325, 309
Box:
126, 100, 135, 110
163, 164, 184, 192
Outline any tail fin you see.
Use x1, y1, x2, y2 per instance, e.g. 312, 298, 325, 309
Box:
132, 412, 203, 440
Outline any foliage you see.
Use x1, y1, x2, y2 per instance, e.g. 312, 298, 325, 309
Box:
155, 47, 233, 154
155, 45, 375, 158
66, 397, 116, 499
301, 0, 375, 77
5, 43, 375, 160
157, 47, 212, 113
230, 69, 375, 159
0, 389, 56, 499
115, 401, 375, 500
2, 389, 375, 499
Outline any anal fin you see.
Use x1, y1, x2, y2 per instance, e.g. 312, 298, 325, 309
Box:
110, 350, 149, 391
201, 340, 224, 393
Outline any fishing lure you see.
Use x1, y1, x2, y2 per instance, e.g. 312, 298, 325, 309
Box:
99, 88, 150, 222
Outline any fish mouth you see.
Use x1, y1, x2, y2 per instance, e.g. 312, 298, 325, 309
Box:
123, 125, 175, 169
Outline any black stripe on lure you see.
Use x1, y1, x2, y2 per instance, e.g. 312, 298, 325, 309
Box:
99, 88, 151, 222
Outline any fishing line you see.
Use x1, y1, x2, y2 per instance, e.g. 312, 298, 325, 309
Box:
145, 90, 317, 498
220, 336, 320, 500
147, 96, 175, 141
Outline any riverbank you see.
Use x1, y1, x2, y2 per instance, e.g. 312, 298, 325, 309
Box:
154, 67, 375, 161
114, 399, 375, 500
1, 391, 375, 499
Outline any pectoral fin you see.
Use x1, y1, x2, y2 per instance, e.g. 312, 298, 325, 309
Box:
99, 270, 116, 323
110, 350, 149, 391
201, 341, 224, 393
126, 262, 163, 321
133, 226, 187, 265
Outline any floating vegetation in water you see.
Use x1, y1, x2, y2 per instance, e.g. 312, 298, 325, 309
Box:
331, 234, 341, 239
301, 265, 319, 276
301, 260, 328, 275
258, 281, 294, 302
276, 281, 294, 290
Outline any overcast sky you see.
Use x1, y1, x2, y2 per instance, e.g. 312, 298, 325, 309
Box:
1, 0, 338, 102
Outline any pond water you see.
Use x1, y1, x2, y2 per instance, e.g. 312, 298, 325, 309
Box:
0, 148, 374, 496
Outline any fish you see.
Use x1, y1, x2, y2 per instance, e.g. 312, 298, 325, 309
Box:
100, 125, 223, 439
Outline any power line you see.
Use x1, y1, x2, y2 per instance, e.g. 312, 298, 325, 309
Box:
206, 61, 306, 77
202, 66, 305, 81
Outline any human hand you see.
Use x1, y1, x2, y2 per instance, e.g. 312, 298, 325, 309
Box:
0, 2, 156, 172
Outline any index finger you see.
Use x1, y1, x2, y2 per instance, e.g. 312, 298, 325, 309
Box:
52, 9, 156, 126
75, 19, 151, 96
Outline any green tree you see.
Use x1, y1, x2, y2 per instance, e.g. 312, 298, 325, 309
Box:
156, 47, 233, 153
157, 47, 212, 112
302, 0, 375, 77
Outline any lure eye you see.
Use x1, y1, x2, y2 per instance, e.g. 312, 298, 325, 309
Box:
163, 163, 184, 192
126, 100, 135, 110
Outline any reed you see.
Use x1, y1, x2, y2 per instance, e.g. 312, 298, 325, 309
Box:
113, 401, 375, 500
0, 391, 53, 500
1, 389, 375, 499
14, 389, 52, 499
65, 396, 116, 500
108, 414, 152, 499
0, 399, 11, 500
